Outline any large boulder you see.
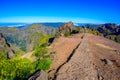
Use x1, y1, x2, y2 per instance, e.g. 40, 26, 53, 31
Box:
28, 70, 48, 80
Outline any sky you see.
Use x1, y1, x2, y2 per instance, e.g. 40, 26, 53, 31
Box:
0, 0, 120, 23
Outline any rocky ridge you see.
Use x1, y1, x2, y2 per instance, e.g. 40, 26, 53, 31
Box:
48, 33, 120, 80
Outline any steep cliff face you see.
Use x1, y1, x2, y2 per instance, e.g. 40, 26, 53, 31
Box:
0, 33, 15, 59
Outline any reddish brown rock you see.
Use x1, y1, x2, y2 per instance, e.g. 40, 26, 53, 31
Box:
49, 33, 120, 80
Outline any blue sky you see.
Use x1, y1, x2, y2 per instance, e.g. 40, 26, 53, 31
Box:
0, 0, 120, 23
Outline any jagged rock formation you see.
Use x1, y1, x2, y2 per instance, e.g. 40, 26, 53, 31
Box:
0, 33, 15, 58
57, 22, 79, 36
48, 33, 120, 80
28, 70, 48, 80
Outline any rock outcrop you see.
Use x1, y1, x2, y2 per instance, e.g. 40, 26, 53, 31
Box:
57, 22, 79, 36
28, 70, 48, 80
0, 33, 15, 58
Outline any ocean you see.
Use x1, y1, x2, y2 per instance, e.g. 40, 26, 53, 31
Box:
0, 23, 26, 27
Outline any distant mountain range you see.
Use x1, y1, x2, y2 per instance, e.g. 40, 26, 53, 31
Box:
0, 22, 64, 27
0, 22, 103, 28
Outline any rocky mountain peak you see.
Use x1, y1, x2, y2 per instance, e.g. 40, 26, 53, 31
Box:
59, 22, 74, 30
57, 22, 78, 36
63, 22, 74, 27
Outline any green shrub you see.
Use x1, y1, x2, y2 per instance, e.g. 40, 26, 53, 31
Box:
108, 35, 120, 43
35, 59, 52, 71
63, 31, 72, 37
34, 46, 47, 58
0, 56, 52, 80
0, 58, 35, 80
0, 50, 7, 60
87, 28, 102, 36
